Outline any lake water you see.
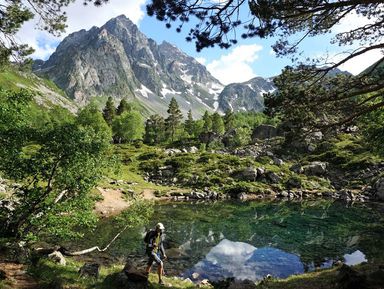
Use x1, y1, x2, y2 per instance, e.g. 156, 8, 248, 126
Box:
75, 200, 384, 281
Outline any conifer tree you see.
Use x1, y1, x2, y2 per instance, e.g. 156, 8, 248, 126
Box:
102, 96, 115, 126
224, 109, 235, 132
202, 111, 212, 133
212, 112, 225, 135
116, 98, 131, 115
165, 97, 183, 142
184, 109, 195, 136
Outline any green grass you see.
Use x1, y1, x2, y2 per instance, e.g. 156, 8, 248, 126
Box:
26, 258, 384, 289
28, 258, 211, 289
0, 66, 68, 99
0, 68, 35, 90
257, 262, 384, 289
102, 144, 180, 195
110, 143, 337, 195
307, 134, 383, 170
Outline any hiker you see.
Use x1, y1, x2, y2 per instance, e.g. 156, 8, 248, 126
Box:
145, 222, 167, 285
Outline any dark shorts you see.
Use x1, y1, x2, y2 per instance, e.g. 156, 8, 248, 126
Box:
147, 251, 163, 266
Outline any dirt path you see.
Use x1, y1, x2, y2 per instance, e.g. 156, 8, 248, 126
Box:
94, 187, 130, 217
141, 189, 156, 200
0, 262, 38, 289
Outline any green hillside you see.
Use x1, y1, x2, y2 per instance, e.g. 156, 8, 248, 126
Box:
0, 66, 78, 113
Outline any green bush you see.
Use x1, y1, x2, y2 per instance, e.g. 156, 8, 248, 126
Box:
165, 154, 195, 170
139, 159, 164, 172
137, 151, 164, 161
223, 181, 256, 195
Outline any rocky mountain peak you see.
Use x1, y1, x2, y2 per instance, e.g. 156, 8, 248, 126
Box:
33, 15, 225, 116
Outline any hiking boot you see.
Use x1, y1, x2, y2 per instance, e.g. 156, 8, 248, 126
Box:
159, 280, 165, 285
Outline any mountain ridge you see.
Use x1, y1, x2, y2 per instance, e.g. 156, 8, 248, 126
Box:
33, 15, 224, 117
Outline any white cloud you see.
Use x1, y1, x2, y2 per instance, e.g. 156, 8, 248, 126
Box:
205, 44, 263, 85
323, 48, 383, 75
16, 0, 147, 59
195, 57, 207, 65
329, 9, 383, 74
339, 49, 383, 75
333, 10, 377, 34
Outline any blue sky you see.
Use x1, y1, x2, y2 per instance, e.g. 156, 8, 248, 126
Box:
17, 0, 383, 85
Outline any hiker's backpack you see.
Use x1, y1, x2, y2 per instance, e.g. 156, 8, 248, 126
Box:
144, 229, 154, 244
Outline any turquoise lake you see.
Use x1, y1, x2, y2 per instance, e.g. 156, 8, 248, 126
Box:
75, 200, 384, 281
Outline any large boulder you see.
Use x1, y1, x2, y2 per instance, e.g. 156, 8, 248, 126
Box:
267, 172, 281, 184
228, 279, 257, 289
79, 263, 100, 278
252, 125, 279, 141
373, 178, 384, 201
118, 260, 148, 289
302, 161, 327, 176
233, 167, 258, 182
337, 264, 367, 289
123, 260, 148, 282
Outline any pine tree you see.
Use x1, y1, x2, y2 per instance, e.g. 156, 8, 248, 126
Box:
184, 109, 195, 136
165, 97, 183, 142
224, 109, 235, 132
212, 112, 225, 135
102, 96, 115, 126
116, 98, 131, 115
202, 111, 212, 133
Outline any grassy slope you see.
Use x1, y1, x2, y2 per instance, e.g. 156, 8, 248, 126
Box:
0, 66, 77, 112
100, 132, 384, 199
24, 258, 384, 289
102, 144, 182, 195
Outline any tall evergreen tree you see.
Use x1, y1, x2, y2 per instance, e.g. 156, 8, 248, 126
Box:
184, 109, 195, 136
212, 112, 225, 135
165, 97, 183, 142
144, 114, 166, 145
116, 98, 131, 115
102, 96, 115, 126
202, 111, 212, 133
224, 109, 235, 132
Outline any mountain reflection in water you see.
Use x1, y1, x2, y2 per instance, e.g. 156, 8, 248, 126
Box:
186, 239, 304, 281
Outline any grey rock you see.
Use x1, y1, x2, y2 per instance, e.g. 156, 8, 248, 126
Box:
256, 167, 265, 176
267, 172, 281, 184
189, 146, 199, 153
289, 163, 303, 174
302, 161, 327, 176
374, 178, 384, 201
79, 263, 100, 278
123, 260, 147, 282
237, 193, 248, 200
252, 125, 279, 141
279, 191, 289, 198
0, 184, 6, 193
165, 149, 182, 155
286, 177, 302, 188
339, 190, 355, 201
191, 272, 200, 280
273, 157, 284, 166
307, 144, 317, 152
234, 167, 258, 182
228, 279, 257, 289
